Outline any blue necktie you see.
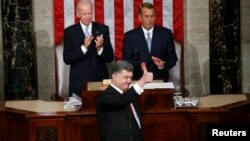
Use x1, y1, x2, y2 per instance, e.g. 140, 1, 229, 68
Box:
84, 26, 90, 37
147, 32, 151, 52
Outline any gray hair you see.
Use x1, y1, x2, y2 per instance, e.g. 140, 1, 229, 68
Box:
76, 0, 93, 10
138, 2, 154, 16
110, 60, 134, 77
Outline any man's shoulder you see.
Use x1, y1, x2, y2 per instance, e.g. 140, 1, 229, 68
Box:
154, 25, 172, 33
93, 22, 109, 28
125, 27, 141, 35
99, 85, 117, 96
105, 85, 113, 91
64, 23, 80, 32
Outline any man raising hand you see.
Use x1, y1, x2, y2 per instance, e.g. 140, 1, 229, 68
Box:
96, 60, 153, 141
137, 62, 154, 88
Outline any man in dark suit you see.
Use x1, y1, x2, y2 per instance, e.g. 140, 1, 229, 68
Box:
123, 2, 178, 82
63, 0, 114, 96
96, 60, 153, 141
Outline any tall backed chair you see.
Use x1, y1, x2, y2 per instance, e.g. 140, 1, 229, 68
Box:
169, 41, 188, 96
55, 43, 70, 98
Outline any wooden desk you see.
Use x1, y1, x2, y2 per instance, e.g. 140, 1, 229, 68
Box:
82, 81, 175, 112
0, 83, 250, 141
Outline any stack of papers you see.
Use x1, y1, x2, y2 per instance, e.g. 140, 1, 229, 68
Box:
69, 93, 82, 106
143, 82, 175, 89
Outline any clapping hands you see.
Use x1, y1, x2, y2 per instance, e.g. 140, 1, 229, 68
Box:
152, 56, 165, 68
83, 34, 104, 51
83, 35, 94, 48
95, 34, 104, 50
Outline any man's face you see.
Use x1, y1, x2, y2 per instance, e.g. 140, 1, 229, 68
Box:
139, 7, 156, 30
76, 4, 93, 25
112, 70, 133, 92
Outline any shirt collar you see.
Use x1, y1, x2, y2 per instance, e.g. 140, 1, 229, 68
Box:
110, 83, 123, 94
80, 21, 92, 31
142, 26, 154, 34
142, 26, 154, 38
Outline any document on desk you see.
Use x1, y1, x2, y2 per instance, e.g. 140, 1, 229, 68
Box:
71, 93, 82, 105
143, 82, 175, 89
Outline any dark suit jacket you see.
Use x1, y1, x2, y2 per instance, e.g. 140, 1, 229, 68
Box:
63, 22, 114, 96
96, 86, 143, 141
123, 25, 178, 81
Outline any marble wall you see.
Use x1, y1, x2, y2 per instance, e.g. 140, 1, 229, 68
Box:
184, 0, 250, 96
0, 0, 250, 100
0, 0, 3, 100
209, 0, 240, 94
2, 0, 37, 100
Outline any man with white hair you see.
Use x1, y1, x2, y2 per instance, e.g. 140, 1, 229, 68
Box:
63, 0, 114, 97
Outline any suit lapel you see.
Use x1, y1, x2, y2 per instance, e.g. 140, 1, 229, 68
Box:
151, 26, 160, 54
92, 22, 105, 40
137, 27, 150, 54
75, 23, 84, 37
92, 22, 99, 37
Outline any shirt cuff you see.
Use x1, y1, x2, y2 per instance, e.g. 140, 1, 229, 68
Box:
133, 83, 144, 95
81, 45, 88, 54
158, 66, 164, 69
97, 47, 103, 55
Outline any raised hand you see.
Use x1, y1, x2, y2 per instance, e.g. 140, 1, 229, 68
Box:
138, 62, 153, 88
152, 56, 165, 68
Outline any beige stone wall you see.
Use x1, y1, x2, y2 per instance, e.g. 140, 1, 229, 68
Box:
241, 0, 250, 93
184, 0, 210, 96
33, 0, 56, 100
0, 0, 250, 100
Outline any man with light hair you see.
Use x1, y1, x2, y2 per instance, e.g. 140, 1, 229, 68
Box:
63, 0, 114, 97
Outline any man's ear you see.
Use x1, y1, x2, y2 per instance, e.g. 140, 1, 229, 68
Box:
138, 15, 142, 22
111, 73, 116, 80
76, 11, 80, 18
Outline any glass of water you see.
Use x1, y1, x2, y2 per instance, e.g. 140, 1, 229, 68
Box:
64, 97, 74, 110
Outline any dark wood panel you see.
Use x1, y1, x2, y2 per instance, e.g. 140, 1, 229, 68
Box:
138, 89, 174, 112
28, 118, 65, 141
142, 112, 190, 141
65, 115, 99, 141
1, 91, 250, 141
5, 111, 28, 141
189, 110, 224, 141
0, 106, 7, 141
